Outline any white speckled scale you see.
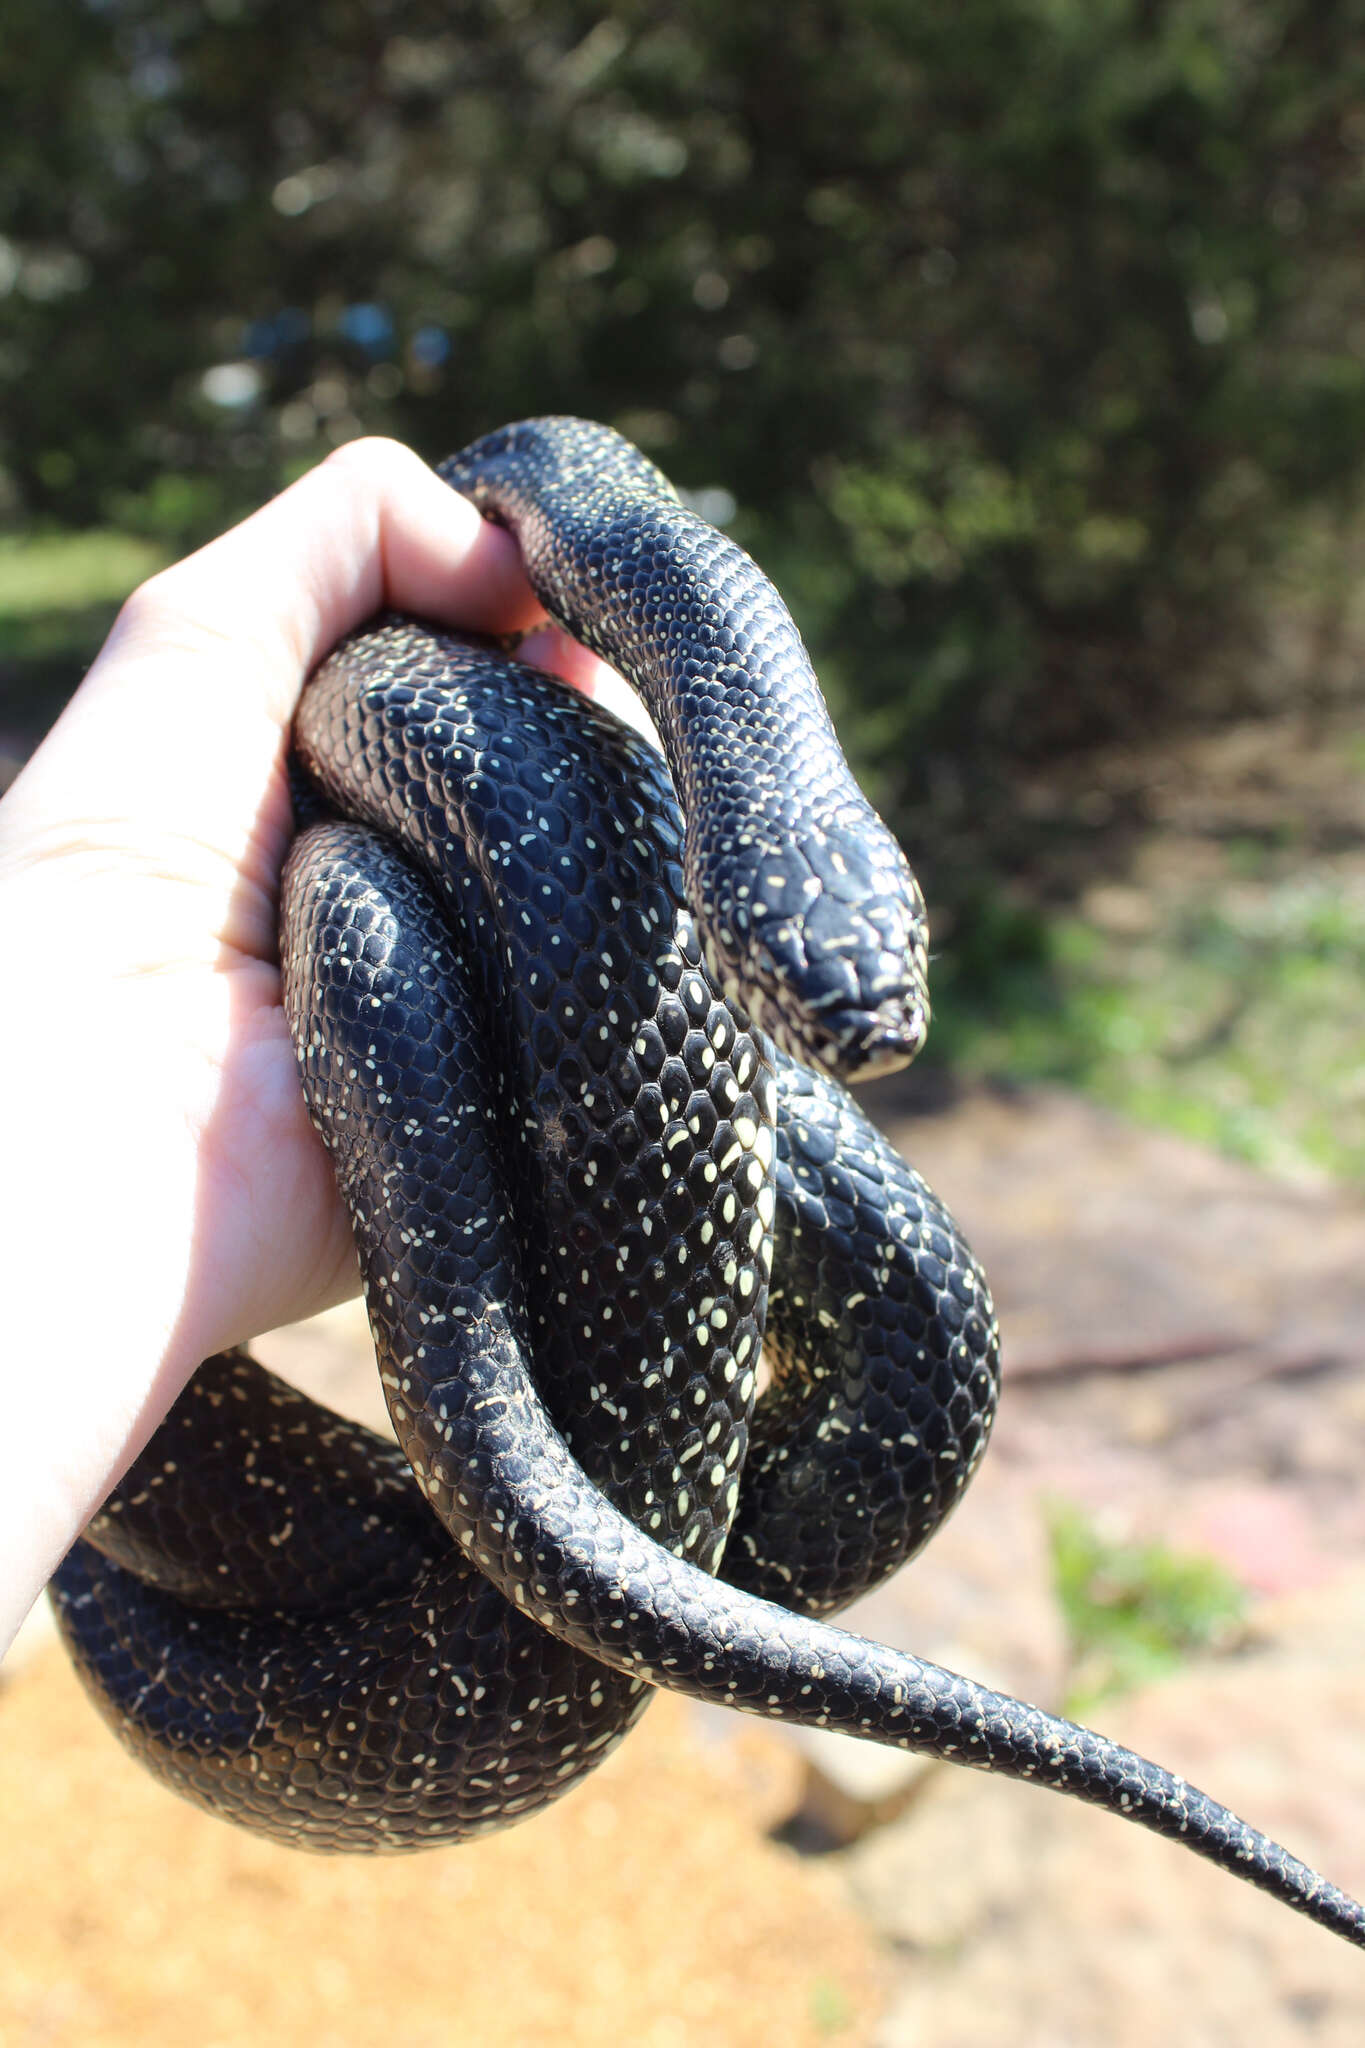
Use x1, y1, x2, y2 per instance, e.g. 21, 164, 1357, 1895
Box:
49, 421, 1365, 1948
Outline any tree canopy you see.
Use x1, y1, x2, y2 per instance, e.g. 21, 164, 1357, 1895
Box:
5, 0, 1365, 841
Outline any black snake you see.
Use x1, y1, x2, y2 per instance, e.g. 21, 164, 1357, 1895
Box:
51, 418, 1364, 1947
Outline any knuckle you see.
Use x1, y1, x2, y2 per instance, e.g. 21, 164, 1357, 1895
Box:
112, 565, 184, 640
319, 434, 424, 494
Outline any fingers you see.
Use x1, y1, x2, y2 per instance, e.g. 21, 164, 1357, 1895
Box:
518, 624, 662, 748
516, 624, 620, 699
0, 439, 549, 867
105, 437, 547, 724
0, 433, 644, 900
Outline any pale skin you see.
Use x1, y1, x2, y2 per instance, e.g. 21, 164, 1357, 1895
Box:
0, 436, 621, 1657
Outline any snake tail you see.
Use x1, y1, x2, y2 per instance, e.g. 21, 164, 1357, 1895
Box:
48, 421, 1365, 1952
282, 807, 1364, 1951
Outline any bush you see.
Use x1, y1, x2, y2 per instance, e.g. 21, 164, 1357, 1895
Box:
4, 0, 1365, 841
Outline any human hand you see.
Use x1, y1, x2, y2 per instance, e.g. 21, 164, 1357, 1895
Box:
0, 437, 612, 1652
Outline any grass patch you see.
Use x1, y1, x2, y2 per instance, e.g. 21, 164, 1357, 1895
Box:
1048, 1500, 1247, 1717
808, 1975, 853, 2035
929, 874, 1365, 1183
0, 529, 168, 619
0, 528, 170, 735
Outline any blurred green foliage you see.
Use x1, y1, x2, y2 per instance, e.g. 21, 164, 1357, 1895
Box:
0, 530, 169, 734
0, 531, 166, 617
808, 1975, 854, 2036
4, 0, 1365, 821
1048, 1500, 1247, 1715
929, 869, 1365, 1179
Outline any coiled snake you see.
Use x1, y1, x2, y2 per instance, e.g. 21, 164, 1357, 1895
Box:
51, 419, 1364, 1947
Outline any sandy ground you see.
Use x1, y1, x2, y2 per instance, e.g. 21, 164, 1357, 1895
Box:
0, 1628, 882, 2048
7, 1072, 1365, 2046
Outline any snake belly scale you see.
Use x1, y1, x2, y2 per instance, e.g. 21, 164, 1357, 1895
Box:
51, 419, 1365, 1947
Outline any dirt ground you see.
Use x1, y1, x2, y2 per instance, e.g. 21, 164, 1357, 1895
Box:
8, 1069, 1365, 2047
0, 1627, 883, 2048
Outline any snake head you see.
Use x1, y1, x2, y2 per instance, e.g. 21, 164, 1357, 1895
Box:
698, 816, 931, 1084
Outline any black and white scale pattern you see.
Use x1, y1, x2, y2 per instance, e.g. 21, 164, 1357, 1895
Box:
51, 420, 1365, 1948
439, 420, 931, 1080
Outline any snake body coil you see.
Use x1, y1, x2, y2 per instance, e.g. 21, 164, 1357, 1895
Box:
52, 420, 1365, 1947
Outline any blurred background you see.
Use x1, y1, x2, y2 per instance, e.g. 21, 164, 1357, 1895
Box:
2, 3, 1364, 2042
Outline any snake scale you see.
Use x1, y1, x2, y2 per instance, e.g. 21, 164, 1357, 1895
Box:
51, 418, 1364, 1948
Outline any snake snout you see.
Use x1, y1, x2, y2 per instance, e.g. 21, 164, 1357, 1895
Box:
797, 975, 931, 1083
774, 808, 932, 1081
729, 886, 930, 1082
830, 999, 931, 1081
